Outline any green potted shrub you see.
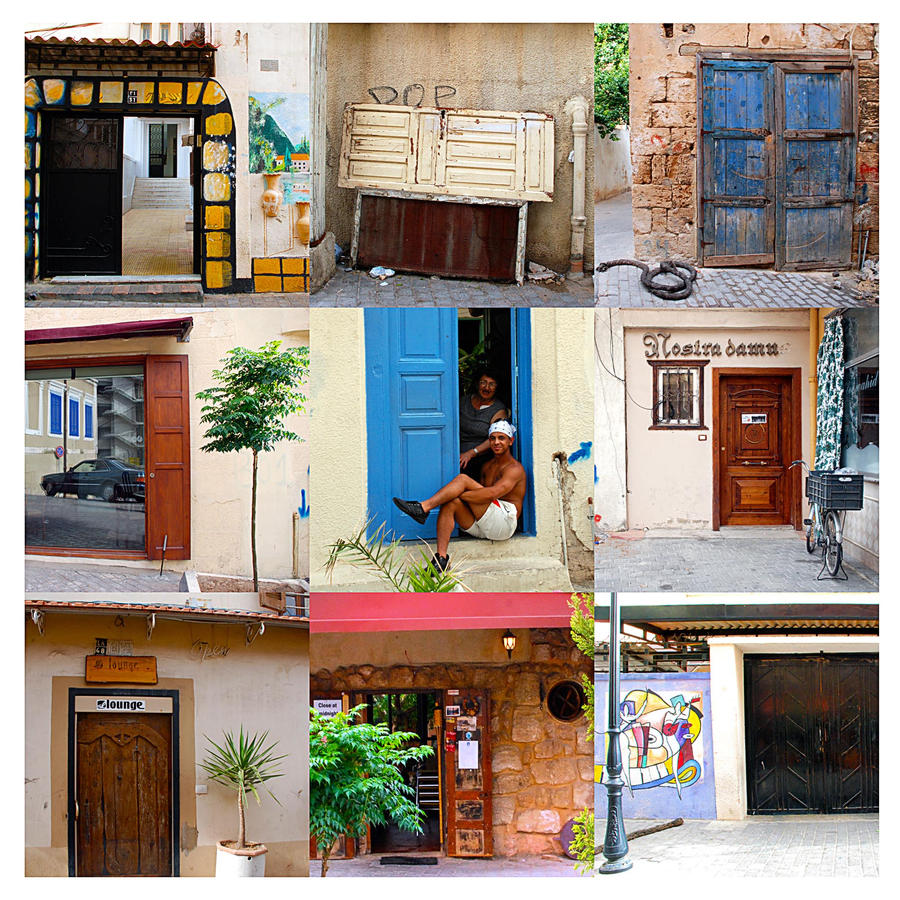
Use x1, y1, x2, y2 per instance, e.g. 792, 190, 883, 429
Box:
200, 727, 286, 877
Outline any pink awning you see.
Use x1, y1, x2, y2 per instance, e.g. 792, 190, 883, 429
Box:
26, 317, 193, 345
311, 592, 576, 633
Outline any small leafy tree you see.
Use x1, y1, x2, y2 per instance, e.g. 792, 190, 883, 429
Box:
200, 728, 286, 849
325, 518, 469, 592
568, 592, 595, 874
310, 705, 435, 876
594, 24, 629, 139
197, 341, 309, 590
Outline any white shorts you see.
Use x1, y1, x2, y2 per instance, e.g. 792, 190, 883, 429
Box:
462, 499, 518, 541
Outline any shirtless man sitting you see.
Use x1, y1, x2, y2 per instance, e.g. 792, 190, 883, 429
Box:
393, 420, 526, 571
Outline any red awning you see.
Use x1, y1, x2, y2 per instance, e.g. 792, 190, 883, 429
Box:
311, 592, 576, 633
26, 317, 193, 345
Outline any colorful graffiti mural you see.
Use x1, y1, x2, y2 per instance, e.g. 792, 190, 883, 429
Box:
248, 92, 310, 175
595, 672, 716, 819
619, 688, 703, 795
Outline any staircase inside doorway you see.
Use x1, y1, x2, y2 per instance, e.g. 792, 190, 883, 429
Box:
123, 178, 193, 276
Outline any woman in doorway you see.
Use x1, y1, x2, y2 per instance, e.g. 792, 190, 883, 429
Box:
459, 367, 509, 480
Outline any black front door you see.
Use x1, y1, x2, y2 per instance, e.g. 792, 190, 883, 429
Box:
43, 115, 122, 276
745, 654, 878, 814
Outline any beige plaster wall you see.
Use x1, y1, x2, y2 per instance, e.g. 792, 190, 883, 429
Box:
311, 627, 592, 857
309, 308, 594, 592
212, 23, 311, 277
24, 308, 310, 579
594, 125, 632, 202
594, 309, 627, 533
708, 634, 879, 820
620, 309, 811, 529
628, 23, 879, 264
324, 23, 594, 274
24, 612, 309, 876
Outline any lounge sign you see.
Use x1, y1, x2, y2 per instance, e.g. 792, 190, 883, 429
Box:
643, 332, 781, 359
85, 655, 158, 684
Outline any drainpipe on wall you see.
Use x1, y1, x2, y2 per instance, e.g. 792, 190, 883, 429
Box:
565, 96, 589, 280
309, 23, 335, 291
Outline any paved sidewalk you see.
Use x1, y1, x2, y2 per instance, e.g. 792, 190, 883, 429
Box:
595, 528, 878, 592
311, 853, 580, 877
598, 815, 878, 877
26, 560, 184, 592
311, 268, 593, 307
595, 264, 878, 308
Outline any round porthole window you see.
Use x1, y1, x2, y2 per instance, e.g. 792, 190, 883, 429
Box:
546, 680, 586, 722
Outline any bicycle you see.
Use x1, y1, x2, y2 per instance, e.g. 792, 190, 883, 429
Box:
790, 460, 864, 580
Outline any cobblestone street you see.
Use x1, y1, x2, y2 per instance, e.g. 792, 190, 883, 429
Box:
312, 268, 593, 306
595, 528, 878, 592
598, 815, 878, 877
311, 853, 580, 877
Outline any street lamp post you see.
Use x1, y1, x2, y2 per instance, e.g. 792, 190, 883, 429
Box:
599, 591, 632, 873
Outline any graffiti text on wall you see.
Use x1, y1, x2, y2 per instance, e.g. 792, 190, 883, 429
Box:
367, 84, 458, 107
608, 688, 704, 797
643, 332, 782, 360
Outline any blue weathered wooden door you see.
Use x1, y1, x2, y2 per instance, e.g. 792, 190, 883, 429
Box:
509, 310, 535, 535
700, 60, 776, 266
775, 62, 856, 270
701, 58, 857, 270
365, 308, 459, 540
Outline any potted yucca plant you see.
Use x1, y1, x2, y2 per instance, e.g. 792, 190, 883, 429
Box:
200, 727, 286, 877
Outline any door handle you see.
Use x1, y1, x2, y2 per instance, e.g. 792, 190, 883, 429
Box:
148, 472, 155, 478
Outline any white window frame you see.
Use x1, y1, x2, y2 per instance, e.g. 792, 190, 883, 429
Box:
651, 362, 707, 429
48, 383, 64, 437
25, 381, 43, 436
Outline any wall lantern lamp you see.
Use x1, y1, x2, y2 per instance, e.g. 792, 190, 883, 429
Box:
501, 629, 517, 659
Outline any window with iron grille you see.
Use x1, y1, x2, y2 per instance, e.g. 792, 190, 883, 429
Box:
649, 360, 708, 429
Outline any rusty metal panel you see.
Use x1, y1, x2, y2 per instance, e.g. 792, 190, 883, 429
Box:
339, 103, 553, 202
356, 195, 519, 281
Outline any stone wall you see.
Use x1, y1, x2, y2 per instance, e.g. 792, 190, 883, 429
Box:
629, 24, 879, 264
311, 628, 592, 857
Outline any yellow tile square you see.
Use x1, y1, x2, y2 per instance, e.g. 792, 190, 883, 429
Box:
254, 275, 284, 293
253, 258, 281, 274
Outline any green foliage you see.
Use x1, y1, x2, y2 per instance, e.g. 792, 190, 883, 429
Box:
325, 518, 470, 592
569, 593, 596, 875
200, 727, 286, 848
569, 592, 595, 736
569, 807, 596, 874
310, 705, 434, 875
196, 341, 309, 456
594, 23, 629, 139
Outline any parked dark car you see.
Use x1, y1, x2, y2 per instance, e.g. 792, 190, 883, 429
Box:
41, 459, 145, 502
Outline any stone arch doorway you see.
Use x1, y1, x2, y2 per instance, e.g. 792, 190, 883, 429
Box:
25, 75, 237, 292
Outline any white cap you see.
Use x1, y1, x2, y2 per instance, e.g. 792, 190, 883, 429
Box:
489, 420, 516, 438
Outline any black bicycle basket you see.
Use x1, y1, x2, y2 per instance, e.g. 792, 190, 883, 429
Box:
805, 470, 864, 510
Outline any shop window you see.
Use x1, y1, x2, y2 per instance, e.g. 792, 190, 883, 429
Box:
547, 680, 586, 723
841, 310, 878, 476
650, 361, 708, 429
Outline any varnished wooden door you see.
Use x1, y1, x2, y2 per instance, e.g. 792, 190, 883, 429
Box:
76, 713, 173, 876
444, 688, 492, 857
717, 373, 794, 526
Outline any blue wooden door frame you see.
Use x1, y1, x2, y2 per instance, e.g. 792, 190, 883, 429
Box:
365, 308, 535, 541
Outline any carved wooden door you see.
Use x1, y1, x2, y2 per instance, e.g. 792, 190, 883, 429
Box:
443, 688, 492, 857
718, 374, 792, 525
75, 712, 172, 876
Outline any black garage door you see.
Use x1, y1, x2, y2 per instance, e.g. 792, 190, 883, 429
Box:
745, 654, 878, 814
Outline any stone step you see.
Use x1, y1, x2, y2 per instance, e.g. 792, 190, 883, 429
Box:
131, 177, 193, 208
26, 280, 204, 304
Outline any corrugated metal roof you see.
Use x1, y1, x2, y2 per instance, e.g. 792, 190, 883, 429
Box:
25, 597, 308, 626
26, 36, 217, 50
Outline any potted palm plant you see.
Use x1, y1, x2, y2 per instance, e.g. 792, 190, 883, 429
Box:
200, 727, 286, 877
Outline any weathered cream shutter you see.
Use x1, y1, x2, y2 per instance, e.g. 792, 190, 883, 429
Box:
339, 103, 554, 202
